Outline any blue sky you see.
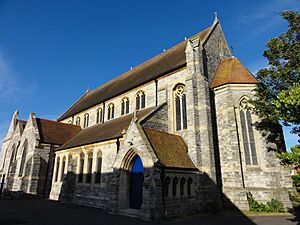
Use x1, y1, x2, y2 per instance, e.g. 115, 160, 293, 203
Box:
0, 0, 299, 149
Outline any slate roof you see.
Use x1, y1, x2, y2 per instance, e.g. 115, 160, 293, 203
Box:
210, 57, 258, 89
58, 24, 215, 121
143, 128, 197, 170
36, 118, 81, 145
57, 107, 157, 151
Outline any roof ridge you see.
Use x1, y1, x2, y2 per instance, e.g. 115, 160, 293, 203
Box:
143, 127, 182, 138
36, 117, 81, 128
88, 25, 214, 97
58, 22, 215, 121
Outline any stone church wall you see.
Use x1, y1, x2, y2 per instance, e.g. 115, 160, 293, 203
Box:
213, 84, 293, 210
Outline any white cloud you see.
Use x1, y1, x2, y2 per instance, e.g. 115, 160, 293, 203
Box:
233, 0, 300, 46
0, 51, 37, 103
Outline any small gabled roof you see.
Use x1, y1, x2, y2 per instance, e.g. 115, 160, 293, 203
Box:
144, 128, 197, 170
210, 57, 258, 89
58, 22, 217, 121
57, 107, 157, 151
36, 118, 81, 145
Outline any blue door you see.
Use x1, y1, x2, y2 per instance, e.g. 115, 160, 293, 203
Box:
130, 156, 144, 209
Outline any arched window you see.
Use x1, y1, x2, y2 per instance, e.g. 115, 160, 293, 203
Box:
55, 157, 60, 182
18, 140, 28, 177
8, 144, 16, 172
187, 177, 193, 196
172, 177, 178, 197
96, 108, 103, 124
136, 91, 146, 110
239, 98, 258, 165
107, 103, 115, 120
60, 156, 66, 182
68, 120, 72, 124
180, 177, 186, 196
121, 97, 130, 115
83, 113, 89, 128
164, 177, 170, 197
95, 153, 102, 184
1, 148, 8, 170
75, 117, 80, 126
86, 153, 93, 183
78, 154, 84, 183
174, 84, 187, 131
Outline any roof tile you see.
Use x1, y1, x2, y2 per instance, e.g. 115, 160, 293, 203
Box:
210, 57, 258, 89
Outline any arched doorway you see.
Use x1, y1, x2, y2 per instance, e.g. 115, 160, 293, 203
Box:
129, 155, 144, 209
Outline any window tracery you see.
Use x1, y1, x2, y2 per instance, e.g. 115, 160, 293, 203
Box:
239, 98, 258, 165
174, 84, 187, 131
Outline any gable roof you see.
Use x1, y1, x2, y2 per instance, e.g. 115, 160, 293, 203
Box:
36, 118, 81, 145
210, 57, 258, 89
143, 128, 197, 170
57, 107, 157, 151
58, 24, 216, 121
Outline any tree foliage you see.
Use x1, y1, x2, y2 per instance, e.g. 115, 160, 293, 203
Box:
252, 10, 300, 143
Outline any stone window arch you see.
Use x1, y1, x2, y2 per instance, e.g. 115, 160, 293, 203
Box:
172, 177, 178, 197
164, 177, 170, 197
54, 157, 60, 182
239, 97, 258, 165
86, 153, 93, 183
83, 113, 89, 128
75, 117, 80, 126
95, 152, 102, 184
187, 177, 193, 196
174, 84, 187, 131
121, 97, 130, 115
1, 148, 8, 170
180, 177, 186, 196
136, 90, 146, 110
78, 153, 84, 183
8, 144, 16, 172
18, 140, 28, 177
107, 103, 115, 120
96, 108, 103, 124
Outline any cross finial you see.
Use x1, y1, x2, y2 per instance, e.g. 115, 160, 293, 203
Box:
214, 12, 218, 21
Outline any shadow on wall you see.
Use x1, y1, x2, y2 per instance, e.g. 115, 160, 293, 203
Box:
53, 168, 297, 224
254, 119, 286, 152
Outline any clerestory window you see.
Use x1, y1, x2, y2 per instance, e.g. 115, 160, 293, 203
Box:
136, 91, 146, 110
121, 97, 130, 115
107, 103, 115, 120
96, 108, 103, 124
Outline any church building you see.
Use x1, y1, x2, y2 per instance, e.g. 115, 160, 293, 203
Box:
0, 17, 293, 220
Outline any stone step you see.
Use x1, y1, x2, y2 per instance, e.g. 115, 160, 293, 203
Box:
118, 208, 142, 218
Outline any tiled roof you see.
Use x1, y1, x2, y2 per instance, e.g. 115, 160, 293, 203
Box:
57, 107, 157, 151
36, 118, 81, 145
210, 57, 258, 89
58, 25, 214, 121
143, 128, 197, 170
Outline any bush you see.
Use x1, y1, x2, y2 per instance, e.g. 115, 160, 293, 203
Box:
247, 192, 285, 212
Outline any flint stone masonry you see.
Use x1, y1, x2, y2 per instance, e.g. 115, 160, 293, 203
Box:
0, 19, 293, 220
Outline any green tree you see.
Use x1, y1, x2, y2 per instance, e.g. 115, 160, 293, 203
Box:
252, 10, 300, 144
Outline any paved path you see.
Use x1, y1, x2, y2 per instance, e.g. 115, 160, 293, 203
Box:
0, 200, 298, 225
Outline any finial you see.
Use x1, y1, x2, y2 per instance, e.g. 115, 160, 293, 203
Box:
163, 49, 166, 52
184, 37, 187, 40
214, 12, 218, 21
86, 85, 90, 93
130, 66, 133, 70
